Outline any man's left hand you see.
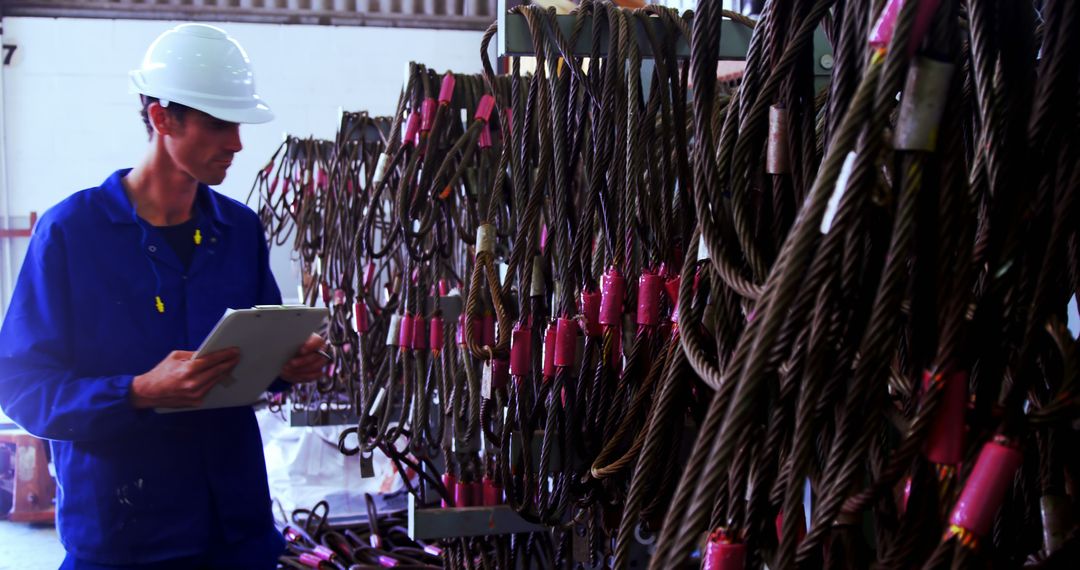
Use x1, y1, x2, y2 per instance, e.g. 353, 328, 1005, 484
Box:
281, 334, 328, 384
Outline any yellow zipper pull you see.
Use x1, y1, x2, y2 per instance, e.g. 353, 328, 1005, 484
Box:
155, 296, 165, 314
194, 229, 203, 245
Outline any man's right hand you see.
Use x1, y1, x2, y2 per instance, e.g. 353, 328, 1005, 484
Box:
130, 348, 241, 409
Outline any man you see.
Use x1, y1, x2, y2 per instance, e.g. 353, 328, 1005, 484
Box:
0, 24, 324, 568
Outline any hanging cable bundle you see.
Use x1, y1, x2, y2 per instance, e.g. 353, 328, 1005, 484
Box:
645, 0, 1080, 568
252, 0, 1080, 567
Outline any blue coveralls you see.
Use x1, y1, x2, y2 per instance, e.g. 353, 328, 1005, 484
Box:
0, 169, 287, 567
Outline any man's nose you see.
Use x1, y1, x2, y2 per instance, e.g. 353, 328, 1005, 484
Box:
225, 124, 243, 153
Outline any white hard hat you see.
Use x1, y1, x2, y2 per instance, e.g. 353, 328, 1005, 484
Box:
129, 23, 273, 124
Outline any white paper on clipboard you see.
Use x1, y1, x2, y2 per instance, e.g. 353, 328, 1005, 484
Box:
155, 306, 328, 414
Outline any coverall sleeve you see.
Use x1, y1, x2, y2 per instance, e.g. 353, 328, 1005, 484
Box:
0, 219, 147, 442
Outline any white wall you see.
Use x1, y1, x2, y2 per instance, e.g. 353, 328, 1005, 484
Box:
0, 17, 488, 312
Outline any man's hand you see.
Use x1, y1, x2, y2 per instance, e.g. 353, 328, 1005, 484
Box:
130, 348, 240, 409
281, 334, 328, 384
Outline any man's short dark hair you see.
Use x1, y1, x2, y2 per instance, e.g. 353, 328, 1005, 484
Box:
139, 95, 189, 140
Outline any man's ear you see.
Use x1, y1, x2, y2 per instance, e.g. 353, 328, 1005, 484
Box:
147, 102, 176, 137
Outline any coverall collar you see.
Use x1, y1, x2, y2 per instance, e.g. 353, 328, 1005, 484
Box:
97, 168, 236, 232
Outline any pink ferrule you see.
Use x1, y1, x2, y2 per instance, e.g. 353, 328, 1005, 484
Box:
543, 325, 557, 378
320, 283, 331, 304
403, 110, 419, 146
949, 439, 1024, 537
333, 288, 346, 306
421, 99, 437, 132
869, 0, 942, 57
378, 555, 399, 567
403, 112, 421, 146
482, 477, 502, 506
269, 177, 279, 196
492, 358, 509, 390
439, 73, 456, 105
423, 545, 443, 557
600, 270, 626, 326
664, 276, 681, 324
398, 314, 415, 349
475, 94, 496, 123
869, 0, 901, 48
429, 317, 444, 351
438, 279, 449, 296
316, 169, 328, 189
775, 510, 806, 543
442, 473, 457, 508
510, 325, 532, 376
478, 122, 493, 149
901, 477, 912, 515
703, 532, 746, 570
554, 318, 578, 368
354, 302, 369, 334
454, 480, 471, 507
540, 224, 549, 253
483, 313, 496, 346
473, 317, 483, 344
299, 553, 322, 568
581, 290, 602, 336
637, 273, 663, 327
262, 162, 275, 177
923, 370, 967, 465
412, 316, 428, 350
456, 314, 482, 346
364, 262, 377, 290
313, 545, 335, 561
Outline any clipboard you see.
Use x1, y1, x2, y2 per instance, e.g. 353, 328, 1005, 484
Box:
155, 305, 328, 413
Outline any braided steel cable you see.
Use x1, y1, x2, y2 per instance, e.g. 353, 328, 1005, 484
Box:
250, 2, 1080, 568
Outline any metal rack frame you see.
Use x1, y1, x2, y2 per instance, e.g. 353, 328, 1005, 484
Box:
496, 0, 833, 88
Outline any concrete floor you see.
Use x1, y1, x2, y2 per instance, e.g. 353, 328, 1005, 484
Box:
0, 519, 65, 569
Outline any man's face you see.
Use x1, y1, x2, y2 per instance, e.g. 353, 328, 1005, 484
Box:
161, 108, 242, 186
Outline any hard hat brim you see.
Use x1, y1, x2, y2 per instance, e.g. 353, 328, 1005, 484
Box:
202, 102, 275, 125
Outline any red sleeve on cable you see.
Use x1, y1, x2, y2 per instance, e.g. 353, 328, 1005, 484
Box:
581, 290, 602, 336
923, 370, 968, 465
475, 94, 496, 123
420, 99, 437, 132
411, 316, 427, 350
403, 111, 421, 147
637, 273, 663, 326
554, 318, 578, 367
398, 314, 415, 349
600, 269, 626, 327
949, 438, 1024, 536
510, 325, 532, 376
543, 324, 557, 379
439, 73, 456, 105
429, 316, 444, 351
